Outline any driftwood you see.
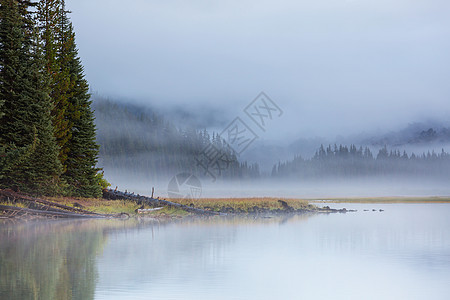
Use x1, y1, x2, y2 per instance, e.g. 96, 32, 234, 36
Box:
0, 205, 102, 219
137, 207, 163, 214
103, 189, 225, 216
0, 189, 102, 215
0, 189, 128, 219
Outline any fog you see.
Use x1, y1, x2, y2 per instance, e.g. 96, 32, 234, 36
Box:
63, 0, 450, 197
68, 0, 450, 141
93, 93, 450, 198
101, 168, 450, 199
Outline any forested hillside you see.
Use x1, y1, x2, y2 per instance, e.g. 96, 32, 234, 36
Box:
93, 96, 260, 180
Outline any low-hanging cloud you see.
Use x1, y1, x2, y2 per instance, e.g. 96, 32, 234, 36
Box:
69, 0, 450, 140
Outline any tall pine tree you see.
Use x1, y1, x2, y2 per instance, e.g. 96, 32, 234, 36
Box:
36, 0, 102, 197
0, 0, 63, 195
57, 1, 101, 197
37, 0, 72, 169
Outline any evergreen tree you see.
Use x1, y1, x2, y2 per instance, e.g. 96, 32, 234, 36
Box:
58, 2, 101, 197
37, 0, 72, 169
35, 0, 102, 197
0, 0, 63, 194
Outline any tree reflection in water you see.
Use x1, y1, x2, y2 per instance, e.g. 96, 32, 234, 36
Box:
0, 219, 116, 300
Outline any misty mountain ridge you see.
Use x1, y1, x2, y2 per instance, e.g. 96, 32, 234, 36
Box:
359, 122, 450, 147
92, 95, 260, 181
92, 95, 450, 177
92, 94, 231, 130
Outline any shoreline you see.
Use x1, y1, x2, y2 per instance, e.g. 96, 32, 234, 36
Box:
2, 188, 449, 221
0, 189, 324, 220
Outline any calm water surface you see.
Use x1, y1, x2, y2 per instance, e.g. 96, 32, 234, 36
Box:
1, 203, 449, 299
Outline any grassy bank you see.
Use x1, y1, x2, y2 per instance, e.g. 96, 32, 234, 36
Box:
2, 195, 316, 218
44, 196, 189, 217
42, 196, 316, 215
174, 197, 316, 213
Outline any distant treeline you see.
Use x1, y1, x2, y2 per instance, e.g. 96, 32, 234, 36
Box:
94, 97, 260, 180
272, 144, 450, 179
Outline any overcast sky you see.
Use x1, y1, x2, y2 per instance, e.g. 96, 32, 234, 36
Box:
67, 0, 450, 140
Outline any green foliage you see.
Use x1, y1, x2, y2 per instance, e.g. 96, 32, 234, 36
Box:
0, 0, 101, 197
37, 0, 72, 169
0, 0, 63, 195
60, 20, 101, 197
95, 171, 111, 190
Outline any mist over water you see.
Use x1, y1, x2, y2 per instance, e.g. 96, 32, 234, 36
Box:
101, 167, 450, 199
3, 204, 449, 300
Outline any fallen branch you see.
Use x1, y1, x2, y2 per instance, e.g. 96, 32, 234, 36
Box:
103, 189, 225, 216
0, 205, 103, 219
137, 207, 164, 213
0, 189, 102, 215
0, 189, 129, 219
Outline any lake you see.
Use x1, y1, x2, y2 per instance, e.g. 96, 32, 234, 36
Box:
1, 203, 449, 299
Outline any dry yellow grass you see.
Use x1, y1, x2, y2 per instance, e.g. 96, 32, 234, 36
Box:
45, 196, 140, 214
45, 196, 189, 215
0, 201, 27, 208
174, 197, 315, 212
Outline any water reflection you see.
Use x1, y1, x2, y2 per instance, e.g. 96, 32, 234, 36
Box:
0, 216, 304, 300
0, 219, 128, 300
1, 205, 450, 300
